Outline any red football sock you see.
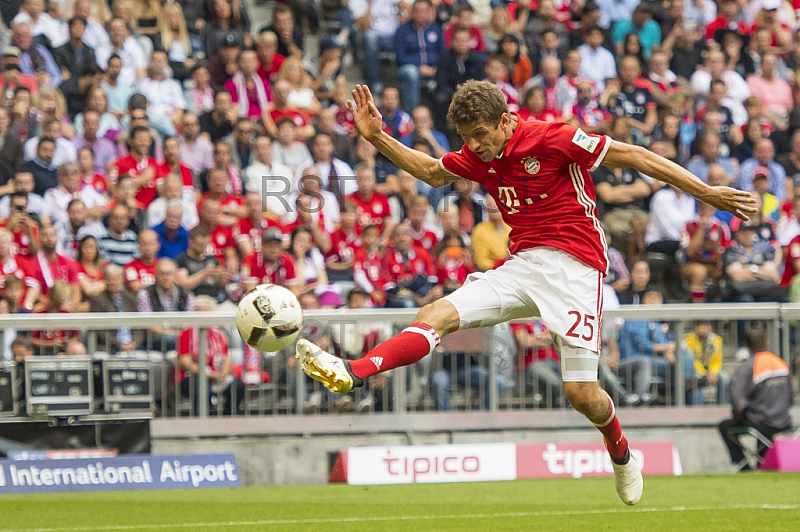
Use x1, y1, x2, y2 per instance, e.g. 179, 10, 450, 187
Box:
349, 322, 441, 379
594, 395, 629, 461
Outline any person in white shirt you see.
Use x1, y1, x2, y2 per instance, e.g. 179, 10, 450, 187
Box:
146, 174, 198, 229
245, 135, 293, 218
691, 49, 750, 104
136, 50, 187, 137
95, 17, 146, 87
578, 25, 617, 93
645, 185, 697, 246
14, 0, 68, 48
73, 0, 111, 51
294, 132, 356, 197
43, 162, 107, 226
683, 0, 717, 26
0, 171, 51, 223
349, 0, 401, 94
23, 117, 77, 167
282, 166, 340, 234
271, 118, 313, 173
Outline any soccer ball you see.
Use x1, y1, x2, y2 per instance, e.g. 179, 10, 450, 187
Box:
235, 284, 303, 352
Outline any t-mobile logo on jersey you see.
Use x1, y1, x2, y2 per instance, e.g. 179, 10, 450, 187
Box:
497, 186, 520, 214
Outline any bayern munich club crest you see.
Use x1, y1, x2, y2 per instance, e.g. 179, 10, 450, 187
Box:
522, 157, 540, 175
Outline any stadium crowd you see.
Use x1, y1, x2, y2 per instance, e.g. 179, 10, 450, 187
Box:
0, 0, 799, 413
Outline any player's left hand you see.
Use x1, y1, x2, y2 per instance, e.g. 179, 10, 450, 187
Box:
702, 186, 758, 221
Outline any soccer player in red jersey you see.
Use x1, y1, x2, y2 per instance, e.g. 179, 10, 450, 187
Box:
296, 82, 757, 506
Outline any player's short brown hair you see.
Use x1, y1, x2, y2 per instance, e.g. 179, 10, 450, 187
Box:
447, 80, 509, 129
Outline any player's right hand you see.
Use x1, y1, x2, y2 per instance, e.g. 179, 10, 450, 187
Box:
347, 84, 383, 142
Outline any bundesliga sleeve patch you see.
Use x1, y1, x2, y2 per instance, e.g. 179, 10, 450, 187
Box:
571, 129, 598, 153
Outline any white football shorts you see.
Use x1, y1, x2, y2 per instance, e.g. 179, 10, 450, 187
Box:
443, 247, 604, 382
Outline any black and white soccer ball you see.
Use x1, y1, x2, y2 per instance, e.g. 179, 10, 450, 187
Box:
235, 284, 303, 352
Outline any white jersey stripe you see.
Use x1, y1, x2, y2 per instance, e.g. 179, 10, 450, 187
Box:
569, 164, 609, 273
571, 164, 609, 264
590, 135, 612, 172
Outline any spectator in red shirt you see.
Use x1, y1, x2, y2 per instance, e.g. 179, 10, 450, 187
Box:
75, 235, 107, 306
77, 148, 108, 196
0, 228, 29, 291
444, 4, 487, 53
23, 224, 80, 313
124, 229, 159, 292
353, 223, 385, 305
241, 227, 300, 293
326, 200, 362, 282
269, 79, 314, 141
681, 202, 733, 303
706, 0, 750, 42
30, 280, 79, 353
519, 85, 561, 122
512, 321, 566, 408
177, 295, 244, 415
404, 195, 440, 255
0, 191, 40, 258
199, 168, 247, 226
256, 30, 285, 82
197, 198, 239, 270
234, 191, 284, 258
380, 224, 438, 308
347, 164, 393, 235
434, 228, 475, 286
751, 0, 791, 55
111, 126, 161, 207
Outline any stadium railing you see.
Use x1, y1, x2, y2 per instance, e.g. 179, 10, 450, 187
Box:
0, 303, 795, 421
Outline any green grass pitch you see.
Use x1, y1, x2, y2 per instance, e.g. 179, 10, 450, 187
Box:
0, 474, 798, 531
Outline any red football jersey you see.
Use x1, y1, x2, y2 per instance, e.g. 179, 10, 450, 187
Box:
440, 119, 610, 272
0, 221, 40, 259
347, 192, 391, 234
353, 247, 383, 295
241, 251, 299, 287
112, 154, 162, 207
82, 172, 108, 193
27, 252, 78, 296
406, 223, 440, 254
76, 262, 106, 282
437, 256, 472, 285
270, 108, 311, 129
199, 193, 245, 218
204, 224, 236, 266
680, 217, 732, 263
781, 235, 800, 287
158, 162, 194, 190
177, 327, 228, 381
234, 216, 284, 255
326, 227, 362, 266
124, 259, 157, 288
0, 256, 29, 289
379, 245, 436, 290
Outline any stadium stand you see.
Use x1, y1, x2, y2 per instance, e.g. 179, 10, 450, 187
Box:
0, 0, 798, 418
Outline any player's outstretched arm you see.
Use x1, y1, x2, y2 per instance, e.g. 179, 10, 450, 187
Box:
602, 139, 758, 221
347, 84, 459, 189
